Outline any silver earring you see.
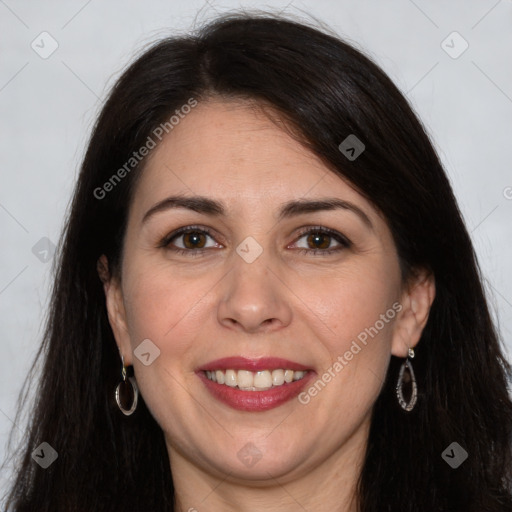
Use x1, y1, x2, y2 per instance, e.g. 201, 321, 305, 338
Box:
115, 355, 139, 416
396, 347, 417, 412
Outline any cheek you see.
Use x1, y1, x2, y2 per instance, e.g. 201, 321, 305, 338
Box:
120, 264, 209, 421
295, 261, 399, 352
122, 261, 210, 346
293, 261, 398, 415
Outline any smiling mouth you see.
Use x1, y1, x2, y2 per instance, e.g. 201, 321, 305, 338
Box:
204, 369, 308, 391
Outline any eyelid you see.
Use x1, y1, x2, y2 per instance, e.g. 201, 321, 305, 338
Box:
292, 225, 351, 246
158, 224, 222, 249
289, 225, 351, 254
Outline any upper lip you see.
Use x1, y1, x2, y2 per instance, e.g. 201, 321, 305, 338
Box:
197, 356, 311, 372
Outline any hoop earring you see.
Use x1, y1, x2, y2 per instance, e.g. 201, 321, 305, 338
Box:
396, 347, 418, 412
115, 355, 139, 416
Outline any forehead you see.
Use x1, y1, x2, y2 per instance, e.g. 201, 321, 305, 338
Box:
130, 99, 374, 220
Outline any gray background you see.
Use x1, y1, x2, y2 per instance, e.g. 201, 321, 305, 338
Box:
1, 0, 511, 496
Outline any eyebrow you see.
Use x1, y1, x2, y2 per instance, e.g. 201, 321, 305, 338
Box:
142, 195, 373, 229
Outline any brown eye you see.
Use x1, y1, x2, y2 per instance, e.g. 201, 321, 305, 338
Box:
182, 231, 207, 249
306, 232, 331, 250
293, 227, 351, 255
160, 226, 219, 253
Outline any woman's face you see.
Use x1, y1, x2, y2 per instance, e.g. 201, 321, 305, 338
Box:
105, 99, 432, 487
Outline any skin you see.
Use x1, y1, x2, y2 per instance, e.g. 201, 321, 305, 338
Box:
100, 99, 435, 512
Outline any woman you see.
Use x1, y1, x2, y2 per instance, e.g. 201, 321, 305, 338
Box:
2, 12, 511, 512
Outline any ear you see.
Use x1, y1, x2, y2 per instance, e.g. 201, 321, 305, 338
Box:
97, 255, 133, 365
391, 268, 436, 358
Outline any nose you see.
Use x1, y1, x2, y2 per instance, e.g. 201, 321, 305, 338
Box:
217, 252, 293, 334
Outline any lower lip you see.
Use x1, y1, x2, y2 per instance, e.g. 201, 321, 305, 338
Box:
197, 371, 315, 412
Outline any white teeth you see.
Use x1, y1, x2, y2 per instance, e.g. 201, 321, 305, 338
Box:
254, 370, 272, 390
225, 369, 237, 387
204, 368, 308, 390
272, 369, 285, 386
237, 370, 253, 388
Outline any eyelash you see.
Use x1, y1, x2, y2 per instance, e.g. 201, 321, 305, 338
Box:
158, 224, 351, 257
